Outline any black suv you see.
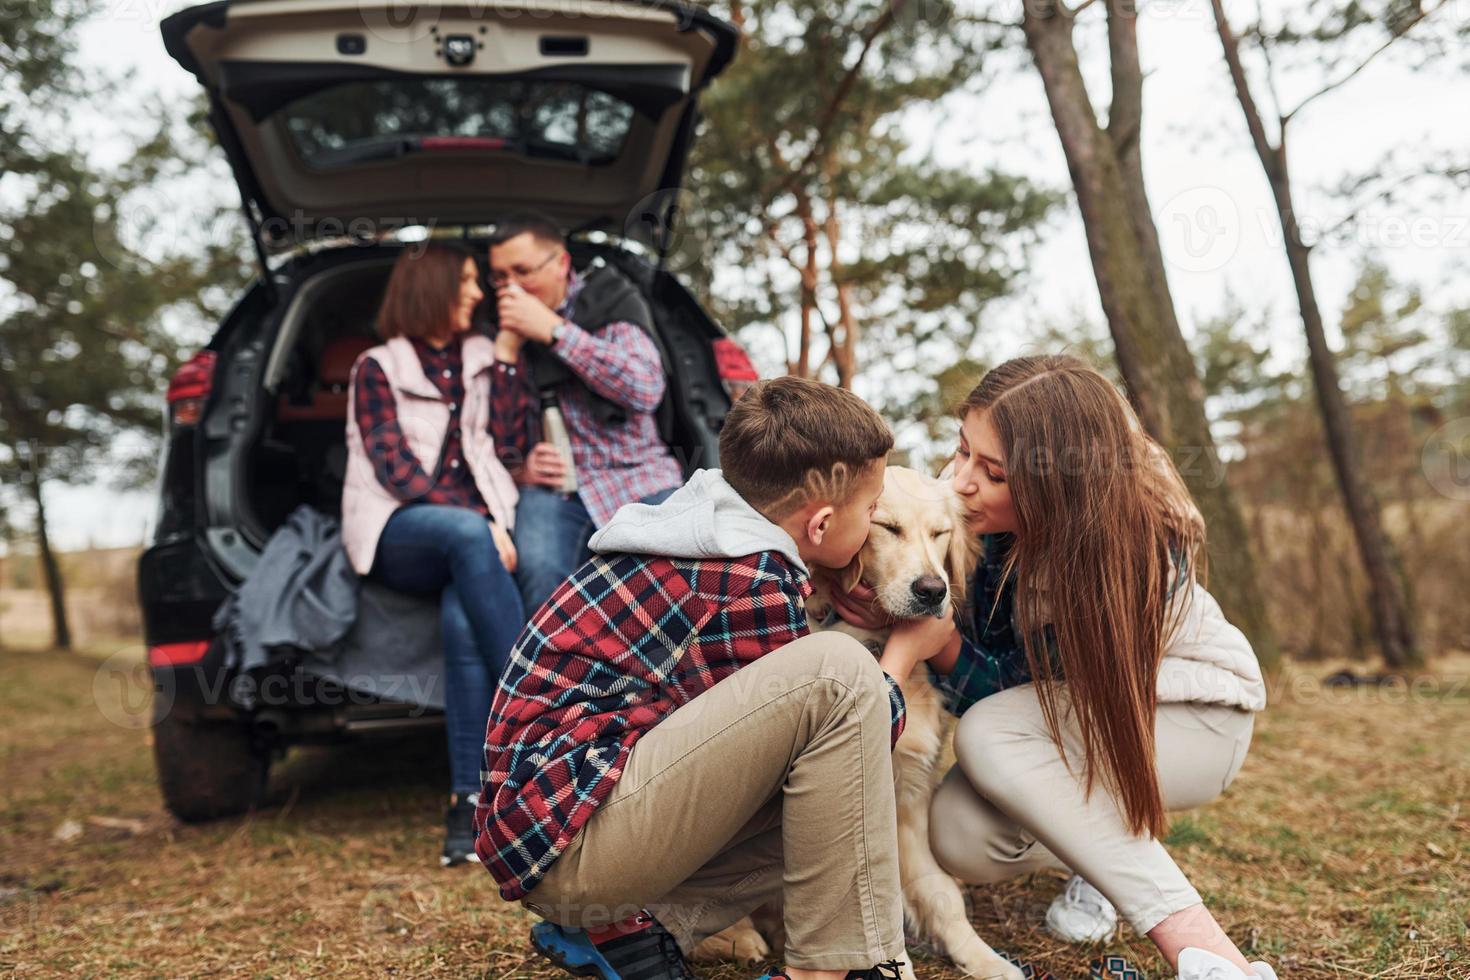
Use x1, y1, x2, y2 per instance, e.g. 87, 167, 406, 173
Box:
140, 0, 753, 822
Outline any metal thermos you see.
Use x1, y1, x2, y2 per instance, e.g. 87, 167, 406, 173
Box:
541, 402, 578, 494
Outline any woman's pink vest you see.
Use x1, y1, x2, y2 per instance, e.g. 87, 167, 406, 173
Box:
341, 335, 520, 575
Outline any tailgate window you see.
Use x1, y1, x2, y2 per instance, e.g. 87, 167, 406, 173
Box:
282, 78, 635, 168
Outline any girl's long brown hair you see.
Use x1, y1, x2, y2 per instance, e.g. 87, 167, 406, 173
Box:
961, 354, 1205, 838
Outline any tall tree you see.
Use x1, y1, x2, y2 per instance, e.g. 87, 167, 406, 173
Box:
688, 0, 1057, 401
959, 1, 1278, 666
1, 0, 250, 649
1206, 0, 1447, 667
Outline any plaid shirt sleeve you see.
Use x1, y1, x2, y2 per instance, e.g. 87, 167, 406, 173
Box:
711, 570, 906, 747
488, 353, 537, 471
882, 672, 907, 746
927, 535, 1043, 717
353, 355, 435, 502
927, 631, 1041, 718
551, 319, 666, 413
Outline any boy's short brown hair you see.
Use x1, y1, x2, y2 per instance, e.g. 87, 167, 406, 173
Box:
720, 376, 893, 519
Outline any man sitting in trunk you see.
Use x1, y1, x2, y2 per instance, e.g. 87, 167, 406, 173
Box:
487, 211, 684, 614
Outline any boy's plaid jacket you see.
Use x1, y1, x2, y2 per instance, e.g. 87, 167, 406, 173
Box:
473, 471, 907, 901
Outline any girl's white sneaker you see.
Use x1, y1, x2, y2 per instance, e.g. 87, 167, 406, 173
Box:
1044, 875, 1118, 943
1177, 947, 1279, 980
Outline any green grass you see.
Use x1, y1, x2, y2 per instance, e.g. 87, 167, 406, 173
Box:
2, 645, 1468, 978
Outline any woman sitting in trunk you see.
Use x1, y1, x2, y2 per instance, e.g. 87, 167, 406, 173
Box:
340, 241, 527, 867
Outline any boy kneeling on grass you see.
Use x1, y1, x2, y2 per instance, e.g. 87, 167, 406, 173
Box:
473, 376, 951, 980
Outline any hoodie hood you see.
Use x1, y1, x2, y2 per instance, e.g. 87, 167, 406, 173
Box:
588, 469, 808, 575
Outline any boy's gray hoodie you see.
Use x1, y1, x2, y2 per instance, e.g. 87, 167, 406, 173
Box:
587, 468, 808, 575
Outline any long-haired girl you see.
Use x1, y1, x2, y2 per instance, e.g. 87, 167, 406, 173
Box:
837, 354, 1272, 980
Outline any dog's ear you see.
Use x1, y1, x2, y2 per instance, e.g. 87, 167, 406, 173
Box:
836, 550, 865, 594
944, 496, 981, 611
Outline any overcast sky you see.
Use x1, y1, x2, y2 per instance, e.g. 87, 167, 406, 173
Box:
34, 0, 1470, 550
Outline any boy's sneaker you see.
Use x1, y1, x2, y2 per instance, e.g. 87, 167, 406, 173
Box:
1176, 948, 1278, 980
441, 792, 480, 867
1045, 875, 1117, 943
757, 960, 905, 979
531, 911, 698, 980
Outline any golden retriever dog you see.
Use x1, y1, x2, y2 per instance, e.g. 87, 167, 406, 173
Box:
693, 466, 1022, 980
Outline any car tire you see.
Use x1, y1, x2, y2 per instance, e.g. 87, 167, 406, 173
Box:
153, 712, 269, 822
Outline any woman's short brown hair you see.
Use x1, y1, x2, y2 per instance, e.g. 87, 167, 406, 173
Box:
719, 376, 893, 519
376, 241, 477, 340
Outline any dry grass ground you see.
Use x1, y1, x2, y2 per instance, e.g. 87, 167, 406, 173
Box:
2, 642, 1466, 979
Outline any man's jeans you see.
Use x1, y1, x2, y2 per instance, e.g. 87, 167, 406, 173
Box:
513, 485, 677, 615
371, 504, 526, 796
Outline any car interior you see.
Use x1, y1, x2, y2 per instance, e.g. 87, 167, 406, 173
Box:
241, 245, 705, 538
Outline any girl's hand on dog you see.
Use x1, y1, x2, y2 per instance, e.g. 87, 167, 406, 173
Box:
879, 612, 960, 684
828, 579, 894, 630
887, 614, 959, 662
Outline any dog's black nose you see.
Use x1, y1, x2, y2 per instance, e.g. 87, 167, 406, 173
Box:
910, 575, 947, 607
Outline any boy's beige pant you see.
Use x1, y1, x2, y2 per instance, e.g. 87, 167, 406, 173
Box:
929, 683, 1255, 935
520, 631, 907, 972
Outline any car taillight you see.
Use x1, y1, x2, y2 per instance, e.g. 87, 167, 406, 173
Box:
148, 640, 210, 667
712, 338, 759, 401
166, 351, 216, 427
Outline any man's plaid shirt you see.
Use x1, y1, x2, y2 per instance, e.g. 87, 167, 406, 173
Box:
473, 548, 908, 901
488, 268, 683, 526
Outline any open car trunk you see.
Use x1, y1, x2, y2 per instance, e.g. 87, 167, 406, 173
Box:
160, 0, 738, 258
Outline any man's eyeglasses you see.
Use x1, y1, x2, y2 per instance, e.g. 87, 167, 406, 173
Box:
489, 248, 563, 288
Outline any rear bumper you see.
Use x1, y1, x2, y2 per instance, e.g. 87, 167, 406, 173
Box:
139, 533, 442, 738
149, 650, 445, 738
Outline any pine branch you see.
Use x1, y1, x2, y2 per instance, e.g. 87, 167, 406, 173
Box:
1282, 0, 1449, 122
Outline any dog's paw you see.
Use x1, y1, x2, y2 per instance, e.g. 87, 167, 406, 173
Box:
692, 922, 771, 964
960, 952, 1026, 980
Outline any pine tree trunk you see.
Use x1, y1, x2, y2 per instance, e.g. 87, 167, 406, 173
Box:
1021, 0, 1278, 668
795, 190, 819, 379
23, 447, 71, 651
821, 181, 859, 389
1276, 193, 1418, 667
1210, 0, 1419, 669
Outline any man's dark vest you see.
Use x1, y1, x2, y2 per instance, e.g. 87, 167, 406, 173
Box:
523, 262, 658, 427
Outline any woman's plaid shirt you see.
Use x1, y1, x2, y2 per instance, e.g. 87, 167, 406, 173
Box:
473, 548, 908, 901
352, 336, 488, 513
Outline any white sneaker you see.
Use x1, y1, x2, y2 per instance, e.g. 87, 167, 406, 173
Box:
1177, 947, 1279, 980
1044, 875, 1118, 943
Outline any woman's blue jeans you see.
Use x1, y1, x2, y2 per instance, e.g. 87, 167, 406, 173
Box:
370, 504, 526, 796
